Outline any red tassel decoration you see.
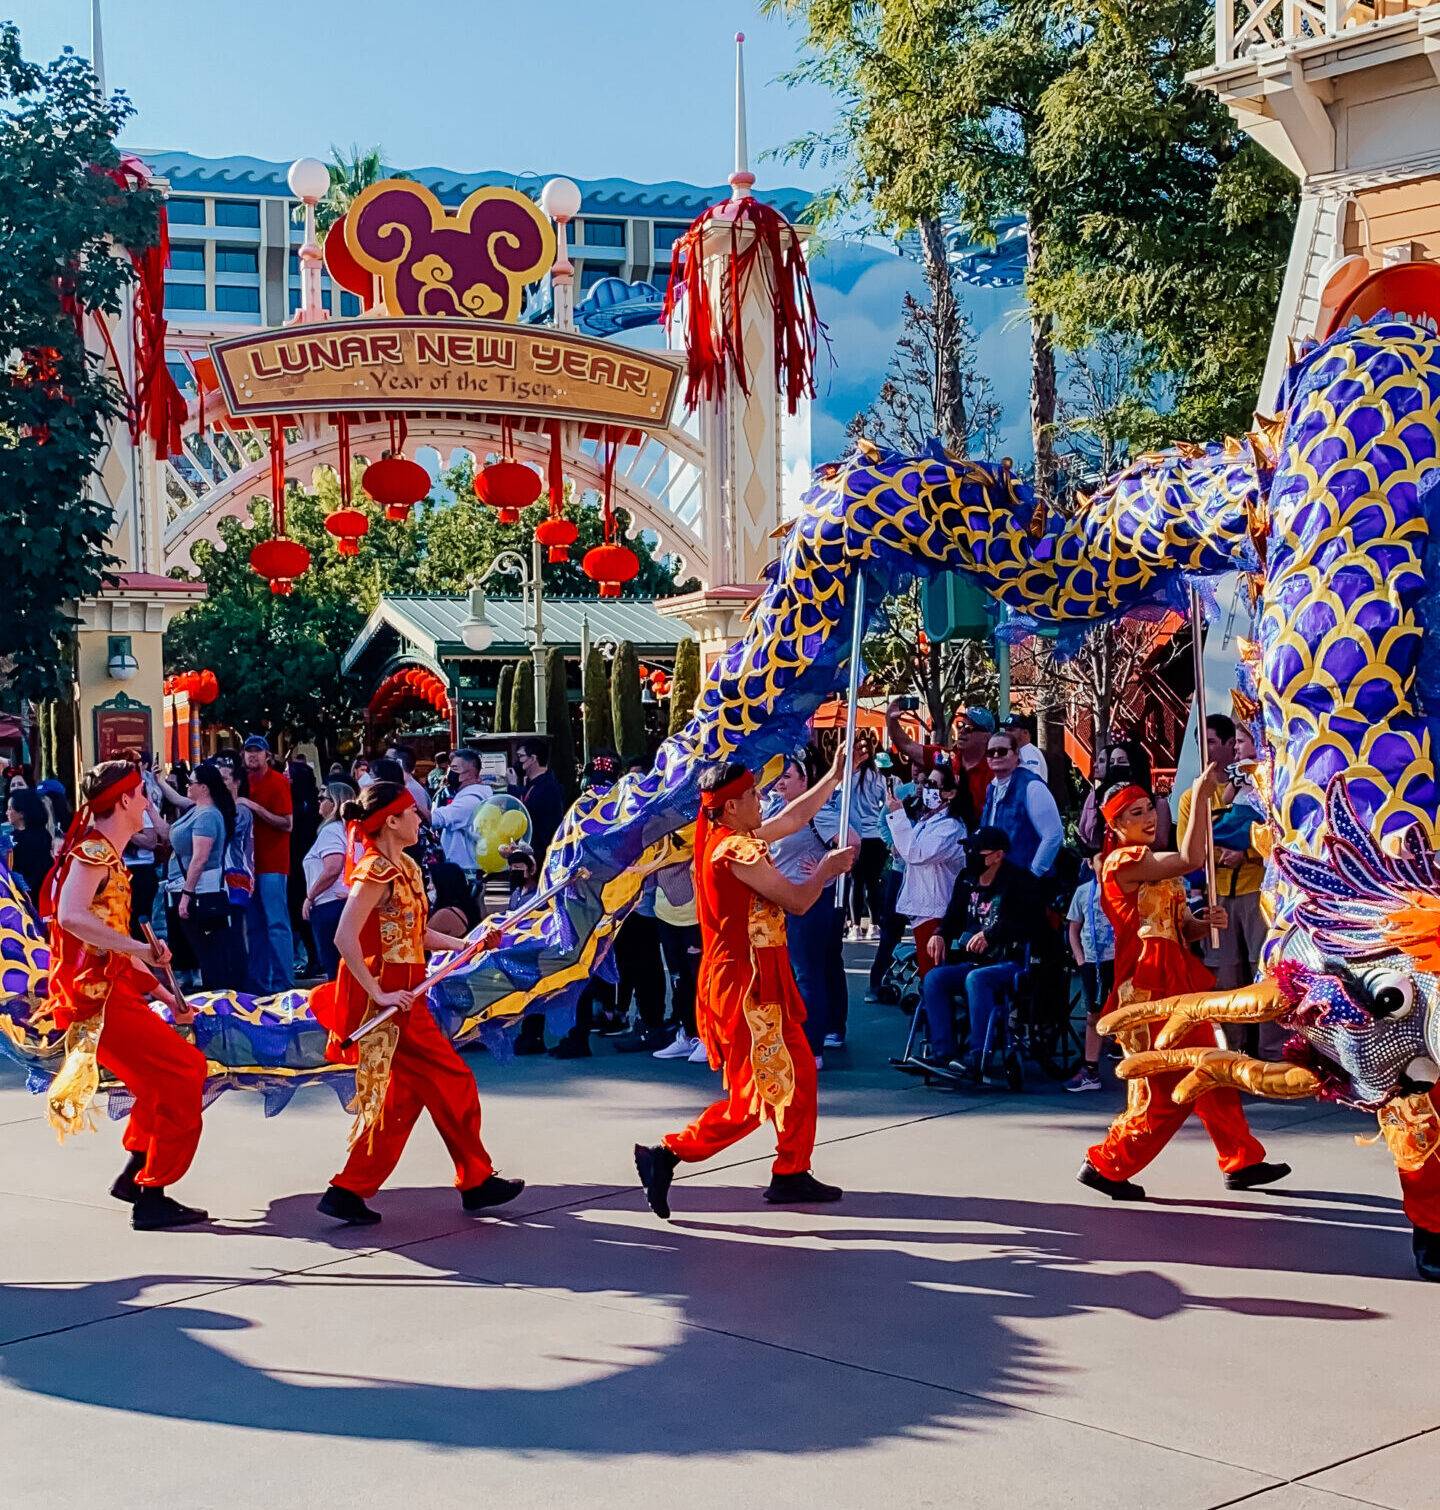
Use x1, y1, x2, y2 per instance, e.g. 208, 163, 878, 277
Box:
660, 195, 825, 417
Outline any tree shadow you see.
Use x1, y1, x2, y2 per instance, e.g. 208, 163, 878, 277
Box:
0, 1182, 1389, 1457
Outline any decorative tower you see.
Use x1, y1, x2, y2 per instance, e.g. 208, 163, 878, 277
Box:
659, 32, 819, 666
1191, 2, 1440, 397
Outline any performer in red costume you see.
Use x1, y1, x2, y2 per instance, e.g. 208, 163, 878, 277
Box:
45, 760, 209, 1230
1370, 1096, 1440, 1280
1078, 767, 1291, 1201
634, 753, 857, 1220
311, 781, 523, 1225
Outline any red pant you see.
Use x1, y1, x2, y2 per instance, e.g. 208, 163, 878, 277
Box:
334, 1000, 494, 1198
1089, 1025, 1265, 1181
665, 1010, 818, 1176
913, 920, 942, 980
96, 993, 207, 1189
1401, 1158, 1440, 1231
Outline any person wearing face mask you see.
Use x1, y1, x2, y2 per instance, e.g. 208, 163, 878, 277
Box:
866, 753, 911, 1001
1077, 740, 1172, 857
886, 767, 968, 979
978, 730, 1064, 880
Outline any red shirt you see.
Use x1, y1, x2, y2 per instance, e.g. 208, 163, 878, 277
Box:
247, 767, 293, 874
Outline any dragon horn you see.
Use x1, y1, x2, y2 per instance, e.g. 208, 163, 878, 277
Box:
1097, 981, 1283, 1043
1118, 1047, 1319, 1105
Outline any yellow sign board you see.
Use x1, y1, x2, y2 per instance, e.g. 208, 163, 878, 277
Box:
208, 318, 681, 429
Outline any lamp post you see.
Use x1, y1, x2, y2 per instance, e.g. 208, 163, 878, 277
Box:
287, 157, 331, 325
540, 176, 582, 333
459, 540, 548, 734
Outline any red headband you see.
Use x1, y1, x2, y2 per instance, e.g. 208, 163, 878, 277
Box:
699, 768, 754, 815
359, 788, 414, 835
87, 767, 142, 814
1101, 783, 1149, 826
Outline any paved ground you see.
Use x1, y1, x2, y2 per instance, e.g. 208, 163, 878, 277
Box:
1, 949, 1434, 1509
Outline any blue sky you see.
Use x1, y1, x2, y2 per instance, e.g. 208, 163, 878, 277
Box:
6, 0, 838, 191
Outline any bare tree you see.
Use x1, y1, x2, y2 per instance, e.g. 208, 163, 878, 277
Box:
864, 585, 998, 733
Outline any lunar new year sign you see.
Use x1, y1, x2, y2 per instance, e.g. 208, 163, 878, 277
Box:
207, 319, 681, 428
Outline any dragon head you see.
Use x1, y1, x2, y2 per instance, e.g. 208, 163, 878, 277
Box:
1271, 778, 1440, 1108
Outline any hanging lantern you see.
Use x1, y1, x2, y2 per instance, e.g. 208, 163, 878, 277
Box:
637, 662, 651, 682
474, 458, 542, 526
324, 506, 369, 557
535, 515, 578, 563
364, 456, 430, 522
582, 542, 640, 600
250, 537, 312, 596
650, 669, 669, 697
195, 669, 219, 704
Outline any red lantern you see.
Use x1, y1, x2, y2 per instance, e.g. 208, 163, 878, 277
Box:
637, 662, 650, 681
363, 456, 430, 522
474, 459, 542, 525
535, 514, 579, 563
324, 507, 369, 557
196, 670, 219, 704
582, 542, 640, 600
650, 669, 669, 695
250, 537, 311, 595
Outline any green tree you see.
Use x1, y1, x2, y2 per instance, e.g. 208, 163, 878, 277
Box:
583, 645, 613, 756
0, 25, 164, 702
610, 641, 646, 762
494, 662, 514, 733
668, 637, 701, 735
543, 647, 577, 793
510, 657, 536, 732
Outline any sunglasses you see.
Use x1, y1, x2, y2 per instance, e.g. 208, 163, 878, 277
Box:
986, 746, 1013, 758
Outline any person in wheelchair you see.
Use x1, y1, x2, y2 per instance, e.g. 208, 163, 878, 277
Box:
917, 826, 1035, 1084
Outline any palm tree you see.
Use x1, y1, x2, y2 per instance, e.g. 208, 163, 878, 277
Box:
293, 144, 409, 232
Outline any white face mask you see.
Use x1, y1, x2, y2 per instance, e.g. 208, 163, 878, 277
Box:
920, 786, 943, 811
357, 772, 375, 789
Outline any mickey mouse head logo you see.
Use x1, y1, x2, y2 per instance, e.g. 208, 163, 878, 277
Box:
341, 179, 556, 321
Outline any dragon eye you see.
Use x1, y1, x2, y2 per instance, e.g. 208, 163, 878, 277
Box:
1367, 973, 1415, 1020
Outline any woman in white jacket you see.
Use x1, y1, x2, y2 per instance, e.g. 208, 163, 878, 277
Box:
886, 766, 968, 979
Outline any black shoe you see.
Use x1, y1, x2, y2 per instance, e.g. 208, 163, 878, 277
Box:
461, 1174, 525, 1212
551, 1035, 592, 1059
131, 1188, 208, 1231
764, 1170, 843, 1204
317, 1184, 382, 1226
634, 1142, 679, 1220
912, 1053, 960, 1075
1077, 1160, 1146, 1202
513, 1018, 547, 1056
595, 1013, 628, 1037
614, 1030, 669, 1054
1224, 1161, 1292, 1192
1413, 1226, 1440, 1282
110, 1150, 146, 1204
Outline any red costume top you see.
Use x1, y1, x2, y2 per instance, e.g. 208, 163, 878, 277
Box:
1100, 844, 1212, 1018
694, 822, 802, 1128
311, 850, 428, 1062
48, 834, 151, 1031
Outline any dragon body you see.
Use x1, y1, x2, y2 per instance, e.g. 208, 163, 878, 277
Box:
3, 317, 1439, 1217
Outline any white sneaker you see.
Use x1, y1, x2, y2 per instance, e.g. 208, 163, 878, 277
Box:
687, 1039, 710, 1064
653, 1030, 695, 1060
823, 1033, 845, 1049
844, 926, 861, 943
814, 1054, 824, 1070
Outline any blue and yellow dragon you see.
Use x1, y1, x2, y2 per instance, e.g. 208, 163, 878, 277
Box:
4, 313, 1440, 1269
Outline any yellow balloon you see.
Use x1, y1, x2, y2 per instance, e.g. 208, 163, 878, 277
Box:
476, 803, 503, 834
477, 844, 508, 874
498, 809, 529, 842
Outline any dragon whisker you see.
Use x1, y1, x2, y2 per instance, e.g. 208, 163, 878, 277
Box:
1118, 1047, 1321, 1104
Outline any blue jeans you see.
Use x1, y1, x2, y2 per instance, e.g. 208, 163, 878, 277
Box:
921, 960, 1020, 1063
308, 897, 345, 981
786, 891, 846, 1052
246, 871, 295, 994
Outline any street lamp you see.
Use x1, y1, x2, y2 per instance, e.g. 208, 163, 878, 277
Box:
461, 541, 548, 734
288, 156, 330, 325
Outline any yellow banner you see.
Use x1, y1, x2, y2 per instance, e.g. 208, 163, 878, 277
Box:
209, 318, 680, 428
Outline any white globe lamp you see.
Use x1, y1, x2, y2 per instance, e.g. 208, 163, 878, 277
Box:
287, 156, 331, 203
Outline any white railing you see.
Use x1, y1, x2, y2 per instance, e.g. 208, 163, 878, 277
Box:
1216, 0, 1433, 64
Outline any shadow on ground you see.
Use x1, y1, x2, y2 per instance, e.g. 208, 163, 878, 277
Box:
0, 1182, 1389, 1456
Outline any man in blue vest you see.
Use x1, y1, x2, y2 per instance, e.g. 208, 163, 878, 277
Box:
979, 729, 1063, 879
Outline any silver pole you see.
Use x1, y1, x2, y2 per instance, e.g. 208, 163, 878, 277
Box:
531, 536, 547, 735
1189, 587, 1220, 951
835, 575, 866, 916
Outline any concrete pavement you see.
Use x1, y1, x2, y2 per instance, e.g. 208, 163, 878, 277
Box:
0, 954, 1433, 1509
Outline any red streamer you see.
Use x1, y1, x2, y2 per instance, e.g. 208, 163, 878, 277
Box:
660, 195, 826, 417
